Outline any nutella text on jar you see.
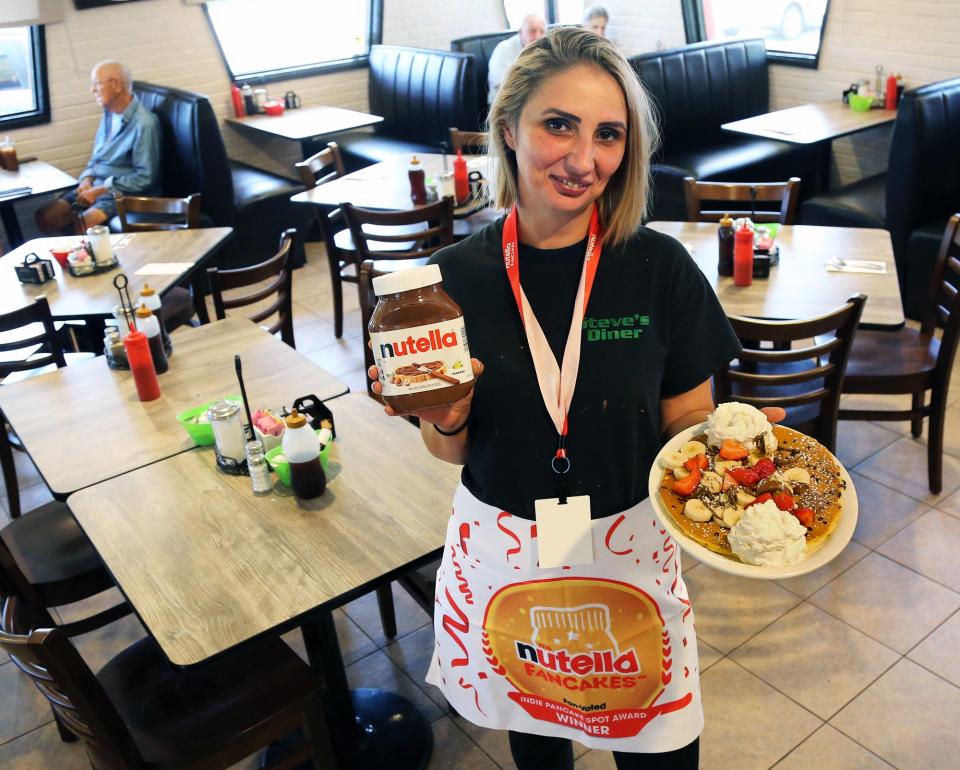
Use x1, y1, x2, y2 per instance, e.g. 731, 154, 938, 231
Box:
369, 264, 473, 413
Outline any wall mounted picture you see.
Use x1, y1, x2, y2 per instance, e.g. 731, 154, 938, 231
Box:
75, 0, 150, 9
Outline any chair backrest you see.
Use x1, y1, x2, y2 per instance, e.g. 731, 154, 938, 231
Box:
450, 30, 515, 130
683, 177, 801, 224
715, 294, 867, 453
294, 142, 345, 190
340, 197, 455, 264
449, 127, 488, 155
0, 602, 143, 768
207, 229, 297, 348
367, 46, 476, 148
0, 297, 65, 381
922, 214, 960, 383
133, 81, 235, 228
628, 38, 769, 156
885, 77, 960, 267
115, 193, 202, 232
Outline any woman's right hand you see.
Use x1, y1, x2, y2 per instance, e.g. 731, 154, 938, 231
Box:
367, 358, 484, 433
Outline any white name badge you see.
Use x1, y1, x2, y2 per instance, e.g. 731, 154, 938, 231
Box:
534, 495, 594, 569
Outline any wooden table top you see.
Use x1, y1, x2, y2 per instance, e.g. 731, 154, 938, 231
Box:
69, 392, 460, 666
226, 105, 383, 142
722, 100, 896, 144
646, 222, 904, 328
1, 228, 232, 319
0, 160, 76, 201
291, 153, 495, 210
0, 318, 349, 496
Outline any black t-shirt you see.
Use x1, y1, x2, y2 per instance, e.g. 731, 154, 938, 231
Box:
432, 218, 741, 520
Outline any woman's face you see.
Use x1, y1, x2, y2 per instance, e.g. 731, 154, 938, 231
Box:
504, 64, 627, 226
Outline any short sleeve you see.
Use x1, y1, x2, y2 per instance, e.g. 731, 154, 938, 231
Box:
659, 240, 742, 397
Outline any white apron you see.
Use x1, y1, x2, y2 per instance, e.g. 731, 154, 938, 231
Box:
426, 483, 704, 753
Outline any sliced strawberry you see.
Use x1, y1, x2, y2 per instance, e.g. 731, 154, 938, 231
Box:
722, 472, 739, 491
772, 491, 795, 511
748, 492, 773, 507
719, 439, 750, 460
753, 458, 776, 479
671, 466, 701, 497
729, 466, 760, 487
794, 507, 815, 528
684, 453, 708, 471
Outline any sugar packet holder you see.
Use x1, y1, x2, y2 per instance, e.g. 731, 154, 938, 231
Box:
15, 252, 56, 284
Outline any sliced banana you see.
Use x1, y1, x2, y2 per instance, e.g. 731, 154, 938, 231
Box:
683, 499, 713, 522
701, 471, 723, 494
680, 440, 708, 459
673, 464, 690, 480
781, 467, 811, 485
722, 507, 744, 528
747, 450, 763, 466
735, 489, 756, 507
661, 450, 687, 471
764, 430, 778, 454
714, 458, 741, 475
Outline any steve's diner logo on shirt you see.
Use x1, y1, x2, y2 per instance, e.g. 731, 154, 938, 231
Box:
583, 313, 650, 342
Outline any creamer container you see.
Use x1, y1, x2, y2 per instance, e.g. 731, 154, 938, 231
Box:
369, 264, 473, 413
282, 409, 326, 499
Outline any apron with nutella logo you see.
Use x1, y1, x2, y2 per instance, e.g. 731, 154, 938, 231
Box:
426, 483, 703, 752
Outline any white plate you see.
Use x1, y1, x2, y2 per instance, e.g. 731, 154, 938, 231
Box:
647, 424, 858, 579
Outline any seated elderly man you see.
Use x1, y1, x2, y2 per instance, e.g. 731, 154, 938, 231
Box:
487, 13, 546, 106
37, 60, 160, 234
584, 5, 609, 37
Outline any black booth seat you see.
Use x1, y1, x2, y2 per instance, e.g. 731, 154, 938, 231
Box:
336, 46, 477, 171
798, 173, 887, 229
451, 30, 516, 132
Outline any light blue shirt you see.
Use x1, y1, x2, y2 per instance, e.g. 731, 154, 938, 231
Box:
79, 95, 161, 195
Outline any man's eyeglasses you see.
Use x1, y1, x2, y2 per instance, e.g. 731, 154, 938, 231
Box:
91, 78, 119, 89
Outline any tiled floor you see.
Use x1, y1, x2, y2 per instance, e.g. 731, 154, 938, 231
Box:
2, 244, 960, 768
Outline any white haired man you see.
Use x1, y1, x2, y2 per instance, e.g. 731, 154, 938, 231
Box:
487, 13, 547, 106
36, 60, 160, 233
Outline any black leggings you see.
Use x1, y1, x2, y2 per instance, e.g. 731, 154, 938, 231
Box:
508, 731, 699, 770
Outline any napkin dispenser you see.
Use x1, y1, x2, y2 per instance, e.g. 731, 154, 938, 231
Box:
15, 252, 56, 284
291, 394, 335, 438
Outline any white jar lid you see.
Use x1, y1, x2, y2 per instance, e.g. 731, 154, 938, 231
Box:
372, 264, 442, 296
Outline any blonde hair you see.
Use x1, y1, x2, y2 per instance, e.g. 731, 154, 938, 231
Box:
486, 26, 658, 247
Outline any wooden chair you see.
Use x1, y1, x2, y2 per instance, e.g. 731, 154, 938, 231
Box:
207, 229, 296, 349
115, 193, 202, 331
683, 176, 801, 224
839, 214, 960, 493
0, 598, 335, 769
715, 294, 867, 454
345, 197, 455, 391
115, 193, 202, 231
295, 143, 355, 339
449, 127, 488, 154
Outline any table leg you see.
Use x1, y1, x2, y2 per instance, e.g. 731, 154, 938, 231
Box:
263, 608, 433, 770
0, 201, 24, 249
190, 271, 210, 325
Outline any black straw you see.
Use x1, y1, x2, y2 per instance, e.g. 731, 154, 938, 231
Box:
234, 354, 255, 438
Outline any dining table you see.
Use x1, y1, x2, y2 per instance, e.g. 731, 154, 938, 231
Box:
1, 228, 233, 323
226, 105, 384, 159
646, 221, 904, 329
0, 160, 77, 248
68, 391, 459, 770
0, 317, 348, 498
722, 100, 897, 192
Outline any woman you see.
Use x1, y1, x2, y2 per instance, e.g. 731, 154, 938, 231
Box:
371, 28, 741, 769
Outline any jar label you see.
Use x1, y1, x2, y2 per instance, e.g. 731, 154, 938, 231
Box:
371, 317, 472, 397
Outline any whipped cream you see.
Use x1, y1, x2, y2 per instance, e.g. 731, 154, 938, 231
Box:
727, 500, 807, 566
705, 402, 776, 453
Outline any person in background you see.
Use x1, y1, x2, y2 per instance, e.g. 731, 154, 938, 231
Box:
36, 60, 160, 234
487, 12, 547, 106
584, 5, 609, 37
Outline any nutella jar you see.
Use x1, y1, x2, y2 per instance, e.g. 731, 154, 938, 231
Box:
369, 265, 473, 413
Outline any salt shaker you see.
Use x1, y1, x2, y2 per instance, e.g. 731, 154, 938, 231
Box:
245, 440, 273, 494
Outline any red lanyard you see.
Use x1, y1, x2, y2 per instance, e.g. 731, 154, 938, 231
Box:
502, 204, 603, 476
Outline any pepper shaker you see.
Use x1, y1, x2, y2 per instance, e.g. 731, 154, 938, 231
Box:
245, 440, 273, 494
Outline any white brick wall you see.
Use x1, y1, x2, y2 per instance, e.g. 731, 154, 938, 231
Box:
11, 0, 959, 200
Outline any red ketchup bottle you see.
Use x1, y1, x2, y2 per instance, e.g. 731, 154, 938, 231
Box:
453, 148, 470, 204
885, 73, 899, 110
123, 330, 161, 402
408, 156, 426, 205
231, 84, 246, 117
733, 220, 754, 287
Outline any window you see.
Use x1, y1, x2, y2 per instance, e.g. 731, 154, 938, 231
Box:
682, 0, 831, 67
0, 26, 49, 129
502, 1, 546, 28
204, 0, 383, 84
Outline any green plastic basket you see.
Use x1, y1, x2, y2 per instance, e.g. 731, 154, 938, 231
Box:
176, 396, 241, 446
265, 432, 332, 487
